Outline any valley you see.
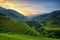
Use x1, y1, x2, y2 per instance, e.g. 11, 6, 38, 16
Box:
0, 7, 60, 40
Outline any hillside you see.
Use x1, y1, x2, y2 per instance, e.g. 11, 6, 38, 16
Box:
45, 10, 60, 27
0, 16, 40, 37
26, 10, 60, 29
26, 10, 60, 38
0, 15, 60, 40
0, 7, 27, 21
43, 10, 60, 30
0, 33, 59, 40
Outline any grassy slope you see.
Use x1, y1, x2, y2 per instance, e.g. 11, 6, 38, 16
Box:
0, 33, 60, 40
0, 16, 60, 40
0, 16, 40, 36
44, 13, 60, 30
44, 24, 60, 30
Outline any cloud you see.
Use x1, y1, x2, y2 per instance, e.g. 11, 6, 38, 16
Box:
0, 0, 60, 16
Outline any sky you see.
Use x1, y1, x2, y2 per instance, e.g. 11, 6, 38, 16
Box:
0, 0, 60, 16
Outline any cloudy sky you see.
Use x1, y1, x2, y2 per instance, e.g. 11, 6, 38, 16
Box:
0, 0, 60, 16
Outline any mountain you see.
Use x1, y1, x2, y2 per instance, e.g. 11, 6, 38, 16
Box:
26, 10, 60, 30
0, 7, 27, 21
0, 15, 40, 37
44, 10, 60, 28
26, 10, 60, 38
26, 14, 48, 30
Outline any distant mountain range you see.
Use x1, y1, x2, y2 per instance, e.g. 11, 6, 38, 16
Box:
26, 10, 60, 30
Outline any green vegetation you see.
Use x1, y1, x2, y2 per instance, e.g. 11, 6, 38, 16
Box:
26, 10, 60, 38
0, 16, 60, 40
0, 16, 40, 37
0, 33, 60, 40
0, 10, 60, 40
37, 25, 60, 38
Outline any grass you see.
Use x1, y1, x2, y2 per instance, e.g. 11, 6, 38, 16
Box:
43, 23, 60, 30
0, 16, 40, 36
0, 16, 60, 40
0, 33, 60, 40
44, 27, 60, 30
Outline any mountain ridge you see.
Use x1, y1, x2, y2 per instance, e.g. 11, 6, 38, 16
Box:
0, 7, 27, 21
